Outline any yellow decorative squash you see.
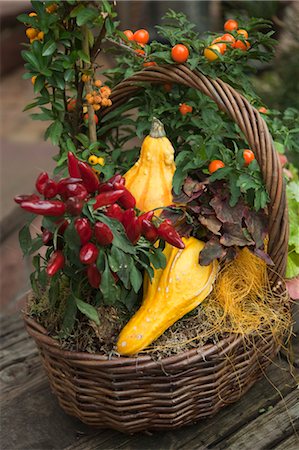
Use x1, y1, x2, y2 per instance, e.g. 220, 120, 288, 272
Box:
117, 237, 218, 356
124, 117, 175, 213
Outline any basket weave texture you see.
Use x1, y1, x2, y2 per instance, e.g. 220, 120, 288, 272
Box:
24, 65, 289, 433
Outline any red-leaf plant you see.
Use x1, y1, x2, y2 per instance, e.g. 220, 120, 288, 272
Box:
162, 176, 272, 267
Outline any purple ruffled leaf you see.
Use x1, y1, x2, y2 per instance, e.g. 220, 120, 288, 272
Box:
198, 214, 222, 235
220, 223, 255, 247
210, 196, 248, 226
200, 238, 226, 266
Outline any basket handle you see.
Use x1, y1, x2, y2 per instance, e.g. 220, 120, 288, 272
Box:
102, 65, 288, 285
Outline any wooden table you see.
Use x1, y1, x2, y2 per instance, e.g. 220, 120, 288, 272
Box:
1, 312, 298, 450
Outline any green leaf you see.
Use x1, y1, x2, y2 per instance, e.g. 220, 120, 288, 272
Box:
100, 257, 119, 304
130, 265, 143, 293
42, 40, 57, 56
75, 297, 100, 325
45, 120, 63, 146
286, 250, 299, 279
77, 50, 90, 63
76, 133, 90, 147
64, 222, 81, 250
62, 295, 77, 335
76, 8, 97, 26
48, 279, 60, 308
21, 50, 40, 71
95, 214, 136, 254
19, 225, 32, 256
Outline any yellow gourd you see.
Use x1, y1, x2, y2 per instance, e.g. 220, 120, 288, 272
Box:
124, 118, 175, 213
117, 237, 218, 356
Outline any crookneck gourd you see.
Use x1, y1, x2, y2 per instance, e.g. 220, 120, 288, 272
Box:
124, 117, 175, 213
117, 237, 218, 356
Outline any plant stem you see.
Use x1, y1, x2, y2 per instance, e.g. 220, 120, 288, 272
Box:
82, 25, 97, 143
106, 37, 146, 58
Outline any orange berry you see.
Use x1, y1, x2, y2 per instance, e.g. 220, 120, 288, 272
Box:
224, 19, 238, 32
101, 98, 112, 107
31, 75, 37, 85
81, 74, 91, 83
258, 106, 268, 114
37, 31, 44, 41
87, 96, 95, 105
133, 29, 150, 45
233, 40, 248, 51
163, 83, 172, 92
26, 27, 38, 39
204, 44, 222, 61
93, 104, 101, 111
237, 29, 249, 39
84, 113, 98, 125
46, 3, 58, 13
29, 12, 37, 17
221, 33, 236, 44
100, 86, 111, 98
179, 103, 193, 115
67, 98, 76, 112
211, 38, 227, 54
123, 30, 134, 41
243, 149, 255, 166
85, 93, 93, 100
171, 44, 189, 63
135, 48, 145, 55
209, 160, 225, 174
94, 79, 102, 88
143, 61, 157, 67
93, 95, 102, 104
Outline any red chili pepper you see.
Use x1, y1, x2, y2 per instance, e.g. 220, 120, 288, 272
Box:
141, 219, 158, 243
111, 271, 119, 284
14, 194, 40, 204
57, 177, 82, 194
122, 208, 141, 244
46, 250, 65, 276
57, 219, 69, 235
87, 264, 101, 288
78, 161, 100, 193
43, 179, 58, 199
105, 204, 124, 222
35, 172, 49, 195
67, 152, 81, 178
59, 183, 88, 201
157, 221, 185, 249
79, 242, 99, 265
74, 218, 92, 245
115, 184, 136, 209
42, 229, 53, 245
93, 190, 124, 210
20, 200, 66, 216
65, 197, 84, 216
94, 222, 114, 246
98, 174, 126, 192
109, 174, 125, 186
138, 210, 155, 225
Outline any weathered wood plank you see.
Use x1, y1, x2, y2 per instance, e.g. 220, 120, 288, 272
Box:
212, 390, 299, 450
274, 432, 299, 450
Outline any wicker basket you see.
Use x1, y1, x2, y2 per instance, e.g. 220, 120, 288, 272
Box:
24, 65, 290, 434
